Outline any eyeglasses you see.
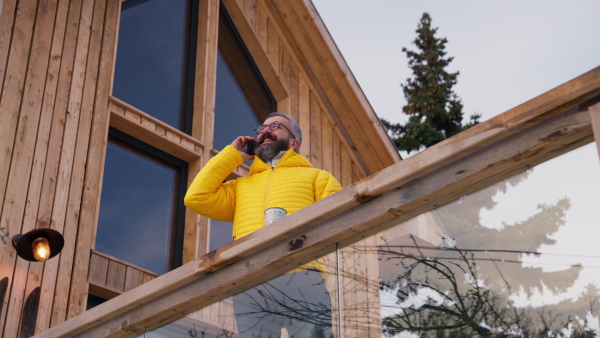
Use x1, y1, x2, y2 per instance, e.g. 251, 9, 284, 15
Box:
255, 121, 296, 139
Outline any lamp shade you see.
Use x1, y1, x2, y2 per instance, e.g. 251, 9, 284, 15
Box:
12, 228, 65, 262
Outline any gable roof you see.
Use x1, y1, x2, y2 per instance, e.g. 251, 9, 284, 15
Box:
264, 0, 402, 175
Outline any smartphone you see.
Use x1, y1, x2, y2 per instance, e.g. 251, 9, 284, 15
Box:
246, 140, 257, 155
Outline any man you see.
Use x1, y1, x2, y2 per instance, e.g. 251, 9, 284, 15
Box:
184, 112, 341, 337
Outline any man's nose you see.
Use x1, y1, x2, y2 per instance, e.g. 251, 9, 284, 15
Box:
259, 127, 272, 136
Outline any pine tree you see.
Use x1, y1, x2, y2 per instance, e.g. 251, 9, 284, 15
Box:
382, 12, 480, 154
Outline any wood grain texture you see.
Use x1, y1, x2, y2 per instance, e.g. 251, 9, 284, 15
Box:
47, 0, 95, 327
289, 62, 299, 121
184, 159, 206, 261
68, 0, 119, 323
1, 1, 58, 336
0, 0, 30, 216
55, 0, 103, 325
22, 0, 68, 333
321, 114, 333, 174
87, 251, 159, 297
0, 0, 48, 335
192, 0, 219, 264
340, 145, 353, 187
243, 0, 256, 30
309, 92, 322, 169
0, 0, 17, 95
192, 0, 218, 146
297, 74, 311, 158
332, 132, 341, 182
108, 97, 204, 162
34, 0, 82, 244
255, 0, 267, 50
88, 253, 109, 286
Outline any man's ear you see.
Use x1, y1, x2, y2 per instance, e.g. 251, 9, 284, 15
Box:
290, 138, 300, 150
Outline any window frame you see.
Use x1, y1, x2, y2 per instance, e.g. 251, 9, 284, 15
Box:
96, 127, 188, 273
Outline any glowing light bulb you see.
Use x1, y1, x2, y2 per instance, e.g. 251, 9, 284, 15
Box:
32, 237, 51, 262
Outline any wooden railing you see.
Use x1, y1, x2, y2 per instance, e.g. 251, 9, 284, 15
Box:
35, 66, 600, 337
87, 251, 159, 300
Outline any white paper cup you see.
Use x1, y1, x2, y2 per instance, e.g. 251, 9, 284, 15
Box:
265, 207, 287, 226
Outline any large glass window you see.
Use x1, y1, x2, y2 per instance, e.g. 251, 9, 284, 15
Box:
113, 0, 196, 132
213, 8, 274, 151
96, 129, 187, 274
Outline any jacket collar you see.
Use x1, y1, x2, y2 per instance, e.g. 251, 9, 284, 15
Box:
265, 151, 287, 168
249, 149, 313, 176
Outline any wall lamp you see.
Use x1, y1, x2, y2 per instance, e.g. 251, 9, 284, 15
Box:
12, 228, 65, 262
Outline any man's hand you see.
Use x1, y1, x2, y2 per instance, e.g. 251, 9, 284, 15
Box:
232, 136, 256, 161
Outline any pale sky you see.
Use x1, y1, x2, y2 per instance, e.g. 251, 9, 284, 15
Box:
312, 1, 600, 128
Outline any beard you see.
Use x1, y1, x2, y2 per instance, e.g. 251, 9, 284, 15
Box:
255, 134, 290, 163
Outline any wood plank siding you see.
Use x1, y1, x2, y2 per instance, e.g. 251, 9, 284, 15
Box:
0, 0, 399, 335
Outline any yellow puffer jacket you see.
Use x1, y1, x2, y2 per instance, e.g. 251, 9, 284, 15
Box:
184, 145, 342, 241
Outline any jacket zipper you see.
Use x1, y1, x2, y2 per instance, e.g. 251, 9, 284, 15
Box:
265, 167, 274, 210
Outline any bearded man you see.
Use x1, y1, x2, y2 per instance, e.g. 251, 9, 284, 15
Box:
184, 112, 341, 337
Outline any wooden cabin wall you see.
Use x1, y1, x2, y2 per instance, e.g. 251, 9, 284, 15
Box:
0, 0, 375, 335
0, 0, 119, 335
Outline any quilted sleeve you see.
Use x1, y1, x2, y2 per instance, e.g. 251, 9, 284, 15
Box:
314, 170, 343, 201
184, 145, 243, 222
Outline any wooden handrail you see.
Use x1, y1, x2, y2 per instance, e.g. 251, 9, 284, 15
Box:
35, 66, 600, 337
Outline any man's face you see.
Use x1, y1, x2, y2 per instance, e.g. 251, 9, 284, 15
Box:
255, 117, 294, 162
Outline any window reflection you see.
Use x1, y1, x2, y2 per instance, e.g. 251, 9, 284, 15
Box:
113, 0, 194, 132
233, 269, 333, 337
96, 130, 186, 275
209, 219, 232, 252
377, 143, 600, 336
139, 299, 238, 337
213, 9, 273, 152
214, 51, 263, 152
141, 257, 339, 338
